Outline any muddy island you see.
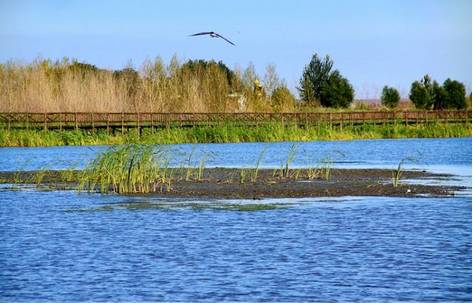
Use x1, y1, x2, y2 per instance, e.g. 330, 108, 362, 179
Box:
0, 168, 463, 199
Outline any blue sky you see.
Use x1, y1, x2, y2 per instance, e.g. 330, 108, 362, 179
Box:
1, 0, 471, 98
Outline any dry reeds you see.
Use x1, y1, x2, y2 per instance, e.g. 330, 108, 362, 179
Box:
0, 57, 295, 113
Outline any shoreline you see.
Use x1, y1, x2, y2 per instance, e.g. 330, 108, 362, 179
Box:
0, 168, 464, 199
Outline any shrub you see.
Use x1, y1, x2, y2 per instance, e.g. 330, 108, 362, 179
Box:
381, 86, 400, 108
271, 86, 296, 112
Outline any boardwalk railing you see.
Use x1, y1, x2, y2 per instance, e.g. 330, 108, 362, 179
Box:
0, 111, 471, 131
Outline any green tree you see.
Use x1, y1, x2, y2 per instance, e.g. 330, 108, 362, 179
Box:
432, 81, 447, 110
299, 53, 353, 108
271, 86, 296, 112
319, 71, 354, 108
409, 75, 436, 109
443, 79, 466, 109
381, 86, 400, 108
298, 53, 333, 105
410, 75, 467, 110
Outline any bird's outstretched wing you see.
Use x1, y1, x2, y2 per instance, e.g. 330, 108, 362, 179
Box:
189, 32, 214, 37
215, 33, 235, 45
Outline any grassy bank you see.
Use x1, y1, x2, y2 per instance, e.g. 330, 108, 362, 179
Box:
0, 122, 470, 147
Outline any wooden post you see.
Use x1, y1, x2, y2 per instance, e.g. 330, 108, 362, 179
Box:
59, 113, 63, 131
106, 113, 110, 134
74, 113, 78, 130
329, 112, 332, 130
91, 113, 95, 132
26, 114, 29, 130
137, 112, 141, 136
43, 113, 47, 131
121, 113, 125, 134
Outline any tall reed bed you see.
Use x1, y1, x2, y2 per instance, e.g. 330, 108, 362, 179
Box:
0, 57, 293, 113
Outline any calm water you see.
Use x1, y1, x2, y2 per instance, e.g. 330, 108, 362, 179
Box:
0, 138, 471, 301
0, 137, 471, 174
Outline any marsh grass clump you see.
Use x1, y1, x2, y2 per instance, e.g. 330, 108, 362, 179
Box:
318, 156, 333, 181
78, 144, 171, 194
183, 147, 196, 181
32, 168, 48, 185
196, 154, 208, 181
392, 157, 415, 187
280, 143, 298, 178
186, 150, 214, 181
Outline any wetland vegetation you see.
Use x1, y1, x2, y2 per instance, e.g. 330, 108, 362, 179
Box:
0, 121, 470, 147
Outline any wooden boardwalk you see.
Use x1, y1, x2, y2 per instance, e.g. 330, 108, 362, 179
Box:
0, 111, 470, 131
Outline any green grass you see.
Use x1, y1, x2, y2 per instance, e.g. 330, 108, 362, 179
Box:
0, 121, 471, 147
78, 144, 172, 194
281, 143, 298, 178
392, 157, 415, 188
251, 146, 268, 183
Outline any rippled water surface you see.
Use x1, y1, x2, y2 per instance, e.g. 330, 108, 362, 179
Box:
0, 138, 471, 301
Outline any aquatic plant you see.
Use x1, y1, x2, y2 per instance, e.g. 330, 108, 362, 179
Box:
32, 168, 48, 185
281, 143, 298, 178
305, 154, 320, 180
392, 157, 415, 187
60, 167, 78, 182
239, 168, 249, 184
318, 156, 333, 181
78, 144, 171, 194
184, 147, 196, 181
196, 152, 213, 181
251, 146, 268, 183
306, 166, 319, 180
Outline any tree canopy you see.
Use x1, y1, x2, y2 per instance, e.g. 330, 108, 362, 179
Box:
381, 86, 400, 108
299, 53, 354, 108
410, 75, 466, 110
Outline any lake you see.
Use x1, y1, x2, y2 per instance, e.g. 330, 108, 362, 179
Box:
0, 137, 471, 301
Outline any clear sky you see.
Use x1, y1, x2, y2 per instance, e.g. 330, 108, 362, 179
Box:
1, 0, 471, 98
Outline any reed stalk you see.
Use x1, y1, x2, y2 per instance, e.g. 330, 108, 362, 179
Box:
392, 157, 411, 188
282, 143, 298, 178
251, 146, 268, 183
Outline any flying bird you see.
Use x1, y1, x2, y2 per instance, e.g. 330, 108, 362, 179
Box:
189, 31, 235, 46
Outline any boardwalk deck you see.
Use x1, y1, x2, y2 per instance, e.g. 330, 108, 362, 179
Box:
0, 111, 470, 131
